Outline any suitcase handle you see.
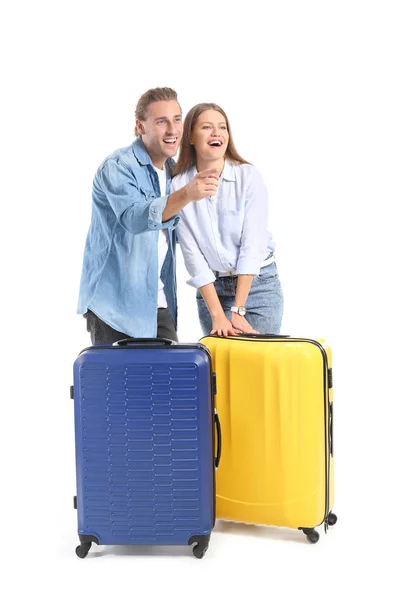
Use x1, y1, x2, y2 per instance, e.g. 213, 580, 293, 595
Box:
329, 402, 334, 456
214, 411, 222, 468
114, 337, 175, 347
236, 333, 290, 338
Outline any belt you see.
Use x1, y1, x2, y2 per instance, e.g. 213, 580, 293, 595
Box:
214, 253, 275, 278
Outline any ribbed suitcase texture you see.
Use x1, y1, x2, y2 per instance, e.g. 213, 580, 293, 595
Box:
72, 341, 216, 558
200, 334, 336, 543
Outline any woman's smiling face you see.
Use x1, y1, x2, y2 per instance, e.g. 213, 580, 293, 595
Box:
190, 109, 229, 161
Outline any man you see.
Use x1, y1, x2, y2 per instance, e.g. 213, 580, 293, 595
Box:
77, 87, 218, 344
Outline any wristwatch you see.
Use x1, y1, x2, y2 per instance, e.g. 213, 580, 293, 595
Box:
231, 306, 247, 317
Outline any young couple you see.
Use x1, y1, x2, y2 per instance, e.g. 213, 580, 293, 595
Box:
77, 87, 283, 344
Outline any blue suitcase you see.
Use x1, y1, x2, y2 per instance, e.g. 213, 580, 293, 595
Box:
71, 337, 221, 559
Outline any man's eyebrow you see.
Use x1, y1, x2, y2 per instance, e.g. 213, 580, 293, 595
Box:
155, 114, 182, 121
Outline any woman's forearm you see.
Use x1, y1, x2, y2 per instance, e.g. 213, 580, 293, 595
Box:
199, 282, 226, 318
234, 274, 254, 307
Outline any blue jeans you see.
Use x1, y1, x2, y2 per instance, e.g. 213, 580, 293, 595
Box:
196, 261, 284, 336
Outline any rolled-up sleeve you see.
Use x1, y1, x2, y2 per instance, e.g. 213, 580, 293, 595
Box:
99, 158, 179, 235
147, 195, 179, 230
176, 214, 216, 289
236, 168, 269, 275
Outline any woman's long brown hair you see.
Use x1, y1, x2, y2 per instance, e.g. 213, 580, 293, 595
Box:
172, 103, 250, 176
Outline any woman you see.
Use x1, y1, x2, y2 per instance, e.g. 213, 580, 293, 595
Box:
171, 103, 283, 337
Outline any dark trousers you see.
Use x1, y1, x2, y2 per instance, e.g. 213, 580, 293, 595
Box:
85, 309, 178, 345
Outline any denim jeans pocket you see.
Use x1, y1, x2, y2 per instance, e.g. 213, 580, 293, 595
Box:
256, 262, 278, 283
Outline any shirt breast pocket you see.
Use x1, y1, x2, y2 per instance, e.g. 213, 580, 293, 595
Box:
222, 208, 241, 217
221, 207, 243, 235
221, 187, 243, 214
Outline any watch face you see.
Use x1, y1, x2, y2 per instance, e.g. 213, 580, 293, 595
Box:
238, 307, 246, 316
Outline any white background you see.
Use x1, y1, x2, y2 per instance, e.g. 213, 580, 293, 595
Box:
2, 0, 392, 597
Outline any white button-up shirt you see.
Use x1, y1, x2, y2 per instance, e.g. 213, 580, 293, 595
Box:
171, 160, 275, 288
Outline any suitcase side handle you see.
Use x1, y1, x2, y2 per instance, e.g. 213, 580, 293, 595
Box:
214, 411, 222, 468
329, 402, 334, 456
114, 337, 175, 347
237, 333, 290, 339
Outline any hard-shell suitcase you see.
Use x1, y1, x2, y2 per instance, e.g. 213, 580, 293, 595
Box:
200, 333, 336, 543
71, 337, 221, 558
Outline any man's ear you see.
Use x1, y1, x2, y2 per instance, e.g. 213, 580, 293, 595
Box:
136, 120, 145, 135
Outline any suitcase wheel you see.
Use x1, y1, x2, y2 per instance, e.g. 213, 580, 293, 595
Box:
327, 512, 338, 526
189, 534, 210, 558
192, 544, 208, 559
306, 531, 320, 544
299, 527, 320, 544
75, 542, 92, 558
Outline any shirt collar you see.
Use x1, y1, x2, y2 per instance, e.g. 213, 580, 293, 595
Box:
131, 136, 174, 172
188, 159, 237, 181
221, 160, 236, 182
132, 136, 152, 166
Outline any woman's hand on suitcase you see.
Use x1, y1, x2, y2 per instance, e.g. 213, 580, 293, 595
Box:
211, 316, 238, 337
230, 313, 259, 334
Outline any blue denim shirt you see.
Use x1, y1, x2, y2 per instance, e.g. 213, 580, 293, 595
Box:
77, 137, 179, 337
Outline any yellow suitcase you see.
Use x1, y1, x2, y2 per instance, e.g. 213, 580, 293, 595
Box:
201, 334, 337, 543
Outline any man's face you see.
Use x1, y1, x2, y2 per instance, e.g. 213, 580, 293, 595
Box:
137, 100, 183, 167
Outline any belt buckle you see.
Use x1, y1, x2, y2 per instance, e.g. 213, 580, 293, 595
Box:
215, 268, 236, 278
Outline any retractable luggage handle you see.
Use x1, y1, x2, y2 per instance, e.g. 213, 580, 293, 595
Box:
214, 411, 222, 468
114, 337, 175, 347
